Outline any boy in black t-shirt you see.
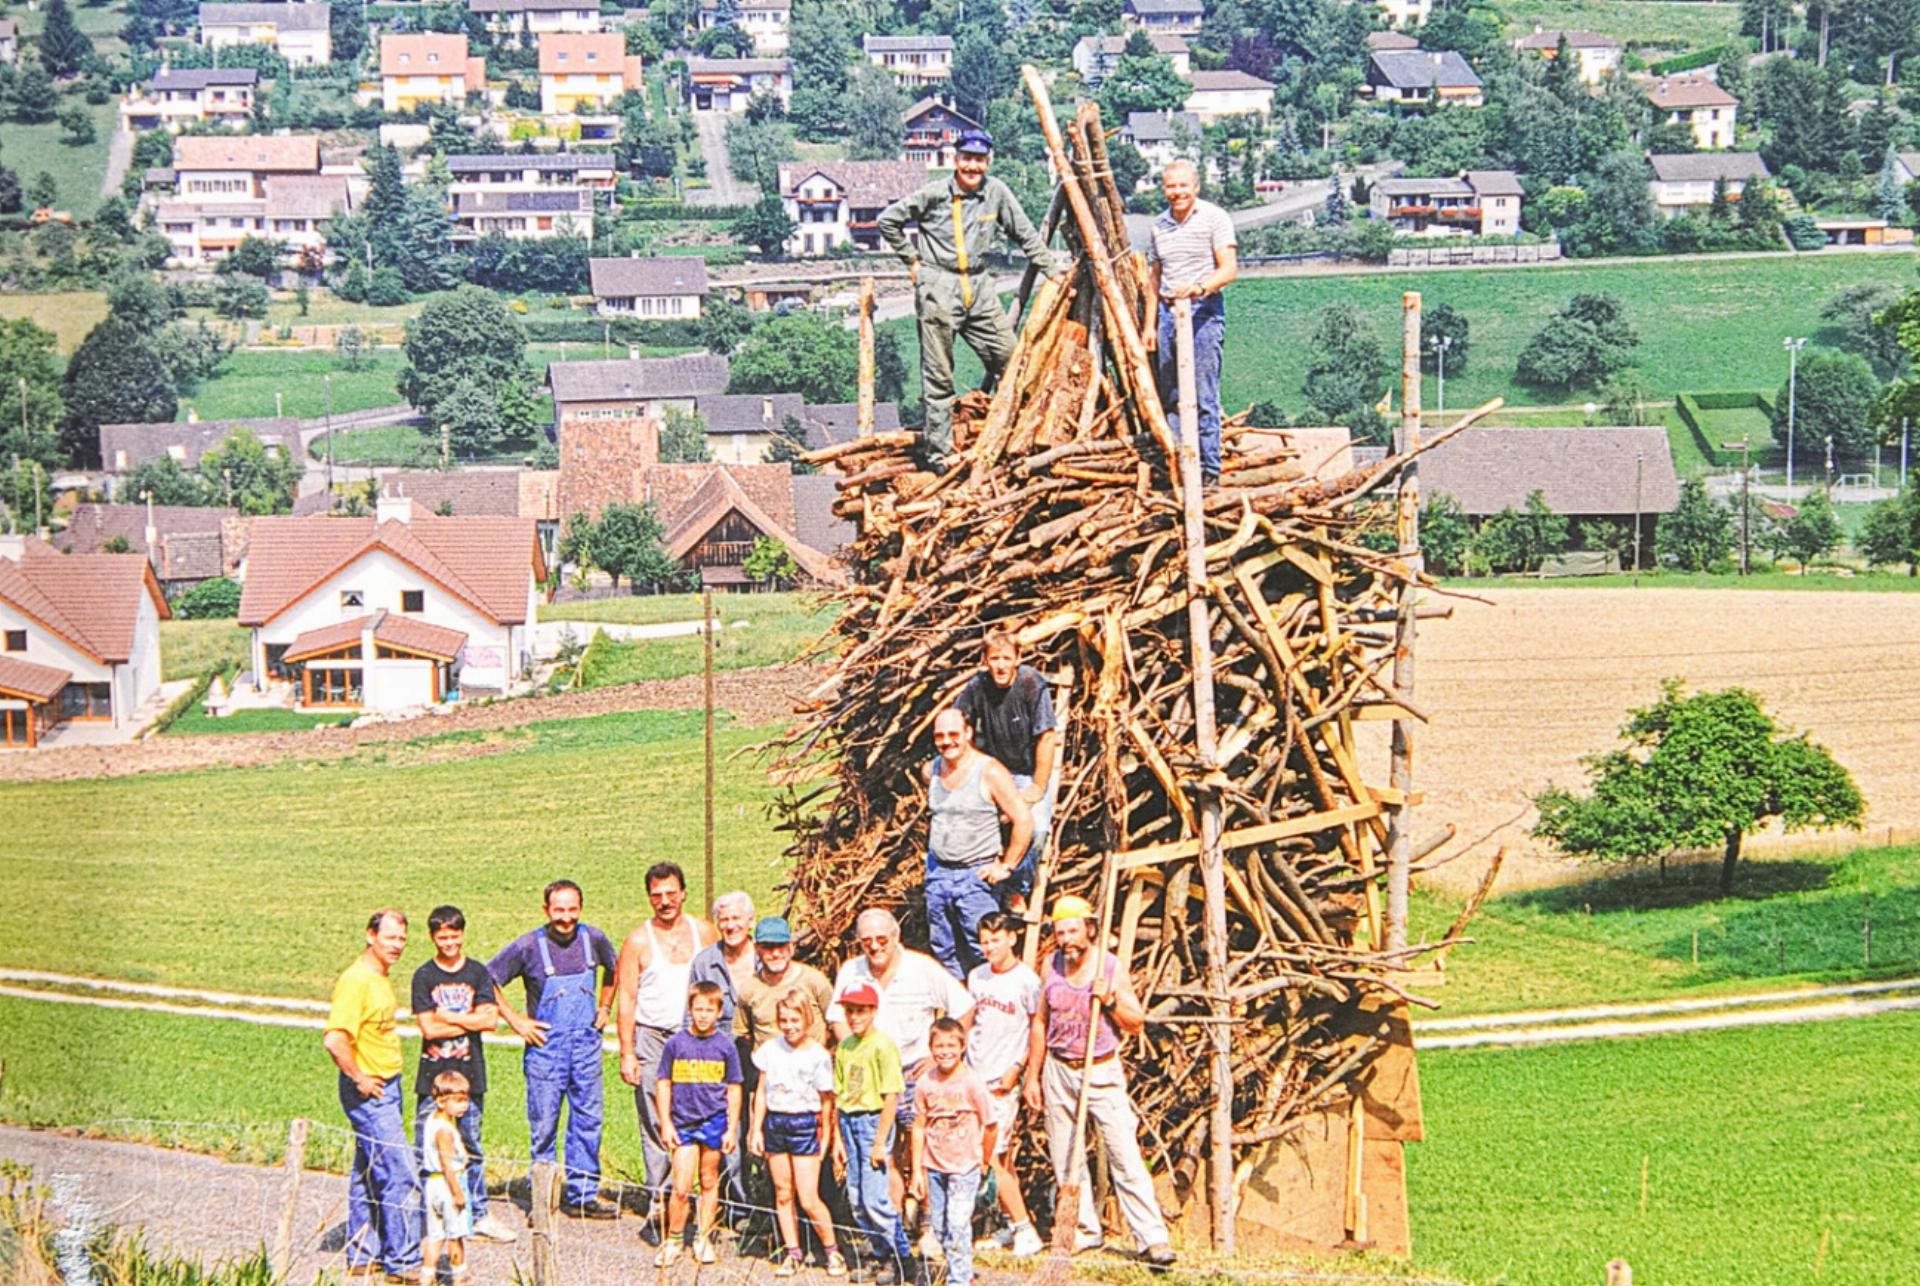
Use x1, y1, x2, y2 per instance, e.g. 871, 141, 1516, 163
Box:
413, 905, 517, 1244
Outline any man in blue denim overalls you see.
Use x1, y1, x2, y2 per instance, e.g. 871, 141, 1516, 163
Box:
490, 879, 620, 1219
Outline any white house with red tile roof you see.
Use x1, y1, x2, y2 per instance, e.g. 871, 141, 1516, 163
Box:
0, 536, 168, 747
237, 499, 546, 710
1645, 75, 1738, 150
381, 33, 488, 113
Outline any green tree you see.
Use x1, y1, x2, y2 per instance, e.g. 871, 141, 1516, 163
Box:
725, 116, 795, 192
1818, 283, 1904, 378
700, 294, 755, 355
1771, 487, 1844, 571
38, 0, 95, 76
198, 428, 301, 515
1515, 292, 1640, 392
1534, 680, 1864, 893
335, 325, 369, 372
694, 21, 752, 57
213, 278, 269, 319
172, 576, 242, 618
435, 378, 509, 459
1099, 48, 1191, 123
1654, 478, 1734, 571
1419, 491, 1473, 575
729, 308, 857, 403
124, 455, 212, 506
660, 406, 712, 463
1420, 302, 1470, 374
1773, 348, 1879, 462
14, 67, 60, 125
1876, 150, 1907, 221
730, 192, 796, 257
61, 319, 176, 465
1300, 301, 1387, 442
743, 535, 799, 585
0, 319, 65, 463
1476, 490, 1570, 573
219, 236, 282, 281
583, 501, 685, 591
1859, 487, 1920, 572
58, 103, 96, 146
764, 413, 815, 473
787, 0, 856, 138
398, 286, 529, 430
949, 25, 1015, 122
847, 62, 907, 161
328, 0, 367, 60
875, 329, 907, 403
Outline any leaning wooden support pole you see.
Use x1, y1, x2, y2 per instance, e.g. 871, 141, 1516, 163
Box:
858, 276, 876, 438
1385, 291, 1422, 951
1174, 298, 1235, 1253
269, 1116, 309, 1279
529, 1160, 557, 1286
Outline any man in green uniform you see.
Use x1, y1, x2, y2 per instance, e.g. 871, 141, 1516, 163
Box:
878, 129, 1064, 471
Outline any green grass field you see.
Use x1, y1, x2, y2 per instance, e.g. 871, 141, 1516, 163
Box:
161, 708, 353, 736
0, 98, 118, 218
546, 592, 838, 686
308, 423, 433, 466
1442, 569, 1920, 591
158, 621, 250, 683
182, 349, 407, 421
0, 292, 108, 353
1494, 0, 1743, 47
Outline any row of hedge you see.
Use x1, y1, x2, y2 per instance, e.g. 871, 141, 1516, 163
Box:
1674, 391, 1774, 468
521, 317, 704, 346
1649, 45, 1726, 76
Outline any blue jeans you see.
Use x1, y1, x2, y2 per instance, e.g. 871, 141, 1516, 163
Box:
415, 1092, 488, 1219
928, 1168, 982, 1286
340, 1074, 422, 1273
1157, 293, 1225, 481
525, 1030, 604, 1207
839, 1112, 909, 1267
925, 859, 1000, 981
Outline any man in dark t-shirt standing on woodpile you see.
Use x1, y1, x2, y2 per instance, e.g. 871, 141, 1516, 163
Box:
954, 625, 1060, 917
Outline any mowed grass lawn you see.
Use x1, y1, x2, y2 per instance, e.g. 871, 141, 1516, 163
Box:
551, 591, 840, 686
0, 292, 109, 353
0, 709, 790, 997
1494, 0, 1742, 47
183, 348, 407, 421
1, 98, 119, 218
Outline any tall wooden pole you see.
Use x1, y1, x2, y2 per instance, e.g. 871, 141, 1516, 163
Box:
857, 276, 875, 438
1386, 292, 1421, 952
703, 587, 716, 917
1174, 298, 1234, 1253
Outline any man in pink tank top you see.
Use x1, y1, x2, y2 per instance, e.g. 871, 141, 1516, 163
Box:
616, 861, 716, 1239
1023, 896, 1176, 1267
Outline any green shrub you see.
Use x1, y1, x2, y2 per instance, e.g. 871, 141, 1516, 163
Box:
172, 577, 242, 619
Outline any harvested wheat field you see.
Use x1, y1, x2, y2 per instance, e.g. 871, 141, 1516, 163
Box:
1376, 587, 1920, 893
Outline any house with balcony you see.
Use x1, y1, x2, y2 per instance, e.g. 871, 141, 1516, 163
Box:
239, 501, 545, 709
0, 536, 168, 747
150, 134, 338, 265
1368, 170, 1522, 237
902, 96, 980, 169
197, 3, 331, 65
120, 68, 258, 133
1375, 0, 1431, 27
1645, 76, 1737, 149
698, 0, 791, 55
590, 255, 709, 320
452, 188, 593, 241
684, 56, 793, 111
469, 0, 604, 35
443, 153, 620, 209
1510, 28, 1621, 86
1122, 0, 1204, 36
381, 33, 487, 113
1365, 49, 1484, 106
779, 160, 925, 257
1646, 152, 1769, 217
1072, 32, 1188, 86
1185, 69, 1275, 122
549, 352, 732, 442
538, 32, 643, 115
862, 34, 953, 88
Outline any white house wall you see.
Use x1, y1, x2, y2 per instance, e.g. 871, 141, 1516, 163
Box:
363, 658, 437, 711
0, 601, 119, 717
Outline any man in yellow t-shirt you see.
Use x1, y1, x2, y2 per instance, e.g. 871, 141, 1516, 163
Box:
324, 909, 423, 1282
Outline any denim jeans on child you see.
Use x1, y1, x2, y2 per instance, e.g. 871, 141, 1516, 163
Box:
928, 1167, 983, 1286
838, 1111, 911, 1268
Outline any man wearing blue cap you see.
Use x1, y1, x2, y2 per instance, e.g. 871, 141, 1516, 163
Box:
878, 129, 1066, 472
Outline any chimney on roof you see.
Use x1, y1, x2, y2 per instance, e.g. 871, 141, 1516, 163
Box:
377, 494, 414, 525
1431, 52, 1443, 65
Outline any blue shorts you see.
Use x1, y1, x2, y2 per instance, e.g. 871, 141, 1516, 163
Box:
677, 1114, 727, 1151
765, 1111, 821, 1157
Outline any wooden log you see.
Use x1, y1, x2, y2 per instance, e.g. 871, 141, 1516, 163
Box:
530, 1159, 557, 1286
269, 1116, 309, 1279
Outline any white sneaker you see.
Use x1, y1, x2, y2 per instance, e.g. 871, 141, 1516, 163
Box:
470, 1214, 517, 1244
1010, 1224, 1044, 1258
654, 1242, 682, 1268
694, 1235, 717, 1266
1072, 1229, 1106, 1254
973, 1225, 1012, 1253
917, 1230, 944, 1261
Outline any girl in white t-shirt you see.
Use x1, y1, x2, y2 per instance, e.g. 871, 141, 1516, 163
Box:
749, 991, 845, 1277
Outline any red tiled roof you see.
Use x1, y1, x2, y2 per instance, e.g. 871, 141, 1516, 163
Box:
284, 614, 375, 662
377, 614, 467, 659
0, 654, 72, 703
237, 515, 543, 627
381, 32, 470, 77
645, 463, 795, 533
662, 468, 845, 585
1645, 75, 1737, 110
0, 553, 168, 663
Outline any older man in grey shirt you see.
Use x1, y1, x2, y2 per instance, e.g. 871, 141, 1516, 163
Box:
1145, 159, 1238, 486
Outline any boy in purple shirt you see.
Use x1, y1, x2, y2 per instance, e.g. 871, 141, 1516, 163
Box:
654, 980, 742, 1267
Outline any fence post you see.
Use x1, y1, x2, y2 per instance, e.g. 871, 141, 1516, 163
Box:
530, 1160, 557, 1286
270, 1117, 309, 1279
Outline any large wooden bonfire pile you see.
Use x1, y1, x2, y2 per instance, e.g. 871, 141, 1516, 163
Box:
770, 74, 1478, 1237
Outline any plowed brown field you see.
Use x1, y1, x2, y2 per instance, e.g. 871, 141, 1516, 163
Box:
1366, 587, 1920, 892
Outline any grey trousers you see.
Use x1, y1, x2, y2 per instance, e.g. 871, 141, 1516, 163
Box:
632, 1024, 671, 1203
1041, 1054, 1170, 1251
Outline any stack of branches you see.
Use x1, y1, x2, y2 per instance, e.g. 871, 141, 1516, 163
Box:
767, 71, 1489, 1214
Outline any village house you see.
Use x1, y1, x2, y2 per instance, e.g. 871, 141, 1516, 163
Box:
0, 20, 16, 64
861, 34, 954, 88
697, 0, 791, 55
1646, 152, 1770, 217
451, 188, 593, 241
1184, 69, 1275, 122
684, 57, 793, 112
99, 416, 303, 483
902, 96, 980, 169
468, 0, 604, 35
1121, 110, 1202, 181
538, 32, 643, 115
1122, 0, 1204, 37
0, 537, 168, 747
548, 352, 732, 451
696, 393, 806, 465
1366, 49, 1484, 106
55, 503, 242, 595
779, 160, 925, 257
197, 3, 331, 65
239, 502, 545, 709
1366, 31, 1419, 52
444, 152, 620, 198
381, 33, 487, 113
1645, 76, 1737, 150
1509, 28, 1622, 86
1374, 0, 1431, 27
1071, 32, 1189, 86
148, 135, 346, 266
1368, 170, 1523, 237
589, 255, 709, 320
120, 67, 257, 133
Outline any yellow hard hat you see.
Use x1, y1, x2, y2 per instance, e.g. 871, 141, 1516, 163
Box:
1050, 895, 1095, 923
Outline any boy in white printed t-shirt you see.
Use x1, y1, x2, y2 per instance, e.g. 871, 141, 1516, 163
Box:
421, 1070, 474, 1284
964, 911, 1043, 1257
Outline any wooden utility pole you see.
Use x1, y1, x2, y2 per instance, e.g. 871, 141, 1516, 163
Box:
529, 1161, 556, 1286
857, 276, 876, 438
1173, 298, 1233, 1253
703, 587, 716, 917
269, 1117, 309, 1279
1385, 292, 1421, 951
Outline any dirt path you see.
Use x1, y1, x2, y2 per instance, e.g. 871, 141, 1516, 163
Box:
0, 665, 820, 784
100, 124, 132, 198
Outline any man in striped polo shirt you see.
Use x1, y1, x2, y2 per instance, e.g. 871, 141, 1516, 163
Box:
1146, 159, 1239, 487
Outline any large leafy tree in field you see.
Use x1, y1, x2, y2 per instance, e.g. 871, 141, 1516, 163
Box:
1535, 681, 1863, 894
1300, 301, 1387, 442
728, 309, 857, 403
1515, 292, 1639, 392
199, 429, 300, 515
563, 502, 686, 592
62, 319, 177, 465
398, 286, 532, 450
1860, 487, 1920, 572
1773, 348, 1879, 462
1654, 478, 1733, 572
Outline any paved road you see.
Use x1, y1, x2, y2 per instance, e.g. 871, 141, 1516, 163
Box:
687, 112, 755, 207
100, 125, 133, 199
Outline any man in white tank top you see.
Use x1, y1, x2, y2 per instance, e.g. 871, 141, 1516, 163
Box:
925, 707, 1031, 980
616, 861, 716, 1234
